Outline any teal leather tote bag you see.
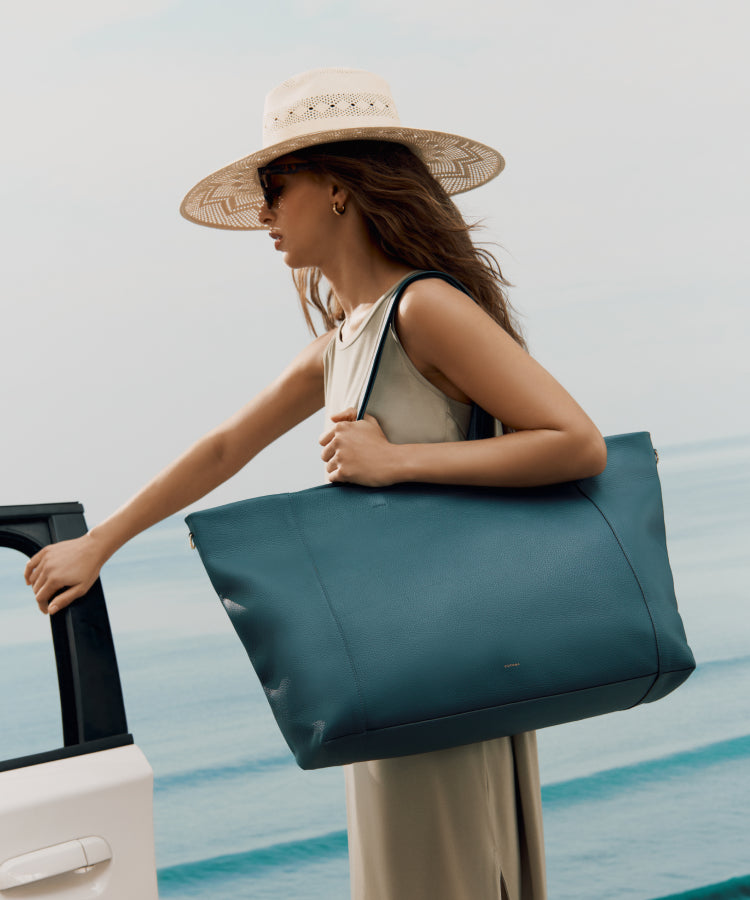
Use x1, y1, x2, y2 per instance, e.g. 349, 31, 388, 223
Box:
186, 272, 695, 770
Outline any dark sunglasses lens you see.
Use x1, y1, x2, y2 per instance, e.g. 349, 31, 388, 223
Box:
258, 170, 273, 208
258, 163, 313, 208
259, 167, 279, 208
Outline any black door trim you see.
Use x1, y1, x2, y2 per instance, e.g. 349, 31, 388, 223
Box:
0, 503, 130, 760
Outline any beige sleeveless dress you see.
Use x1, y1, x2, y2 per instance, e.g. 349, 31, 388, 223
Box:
323, 276, 547, 900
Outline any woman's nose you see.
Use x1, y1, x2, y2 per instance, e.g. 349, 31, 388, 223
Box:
259, 201, 273, 226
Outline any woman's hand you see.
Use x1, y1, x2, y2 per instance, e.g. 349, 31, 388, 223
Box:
24, 533, 107, 615
320, 408, 400, 487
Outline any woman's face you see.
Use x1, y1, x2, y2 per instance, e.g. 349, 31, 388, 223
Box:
258, 157, 341, 270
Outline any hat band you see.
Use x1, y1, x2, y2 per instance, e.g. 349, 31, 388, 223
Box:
262, 91, 400, 146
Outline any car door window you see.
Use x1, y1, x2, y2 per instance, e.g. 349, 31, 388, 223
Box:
0, 547, 62, 762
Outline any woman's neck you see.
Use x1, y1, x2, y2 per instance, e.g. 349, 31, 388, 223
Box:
331, 262, 414, 322
318, 220, 412, 320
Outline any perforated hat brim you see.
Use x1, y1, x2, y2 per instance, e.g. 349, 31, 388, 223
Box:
180, 126, 504, 231
180, 67, 505, 230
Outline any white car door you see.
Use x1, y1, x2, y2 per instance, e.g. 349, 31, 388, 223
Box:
0, 503, 158, 899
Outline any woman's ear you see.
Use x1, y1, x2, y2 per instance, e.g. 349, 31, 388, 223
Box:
330, 182, 350, 210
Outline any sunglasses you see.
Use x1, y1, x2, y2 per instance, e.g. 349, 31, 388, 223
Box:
257, 162, 316, 209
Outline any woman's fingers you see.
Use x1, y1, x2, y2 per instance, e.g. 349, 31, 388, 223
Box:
29, 566, 70, 612
320, 417, 357, 466
37, 578, 89, 615
24, 549, 45, 585
33, 576, 54, 611
321, 435, 341, 471
318, 413, 394, 486
319, 407, 358, 447
329, 407, 357, 423
25, 535, 103, 615
25, 556, 52, 608
47, 586, 86, 616
320, 424, 343, 475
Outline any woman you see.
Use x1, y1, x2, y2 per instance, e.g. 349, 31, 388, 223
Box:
26, 68, 606, 899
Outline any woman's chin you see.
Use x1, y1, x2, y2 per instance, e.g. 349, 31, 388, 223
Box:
279, 247, 299, 268
281, 250, 316, 271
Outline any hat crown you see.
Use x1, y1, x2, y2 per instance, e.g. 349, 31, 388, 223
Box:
262, 67, 401, 148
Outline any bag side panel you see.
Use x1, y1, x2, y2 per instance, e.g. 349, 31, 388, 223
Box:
187, 491, 366, 767
576, 433, 696, 699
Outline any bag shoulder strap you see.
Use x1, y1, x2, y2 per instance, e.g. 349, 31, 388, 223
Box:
355, 270, 496, 441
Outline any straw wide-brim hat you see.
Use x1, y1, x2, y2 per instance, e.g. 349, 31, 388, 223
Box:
180, 67, 505, 231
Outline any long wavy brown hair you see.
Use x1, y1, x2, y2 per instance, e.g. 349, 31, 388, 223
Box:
285, 140, 525, 348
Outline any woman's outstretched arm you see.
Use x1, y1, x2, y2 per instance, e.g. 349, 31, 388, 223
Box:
320, 278, 607, 488
25, 330, 333, 614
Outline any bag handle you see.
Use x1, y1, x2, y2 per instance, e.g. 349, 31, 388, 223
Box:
355, 270, 497, 441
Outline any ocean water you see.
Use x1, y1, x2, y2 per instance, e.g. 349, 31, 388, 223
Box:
1, 433, 748, 899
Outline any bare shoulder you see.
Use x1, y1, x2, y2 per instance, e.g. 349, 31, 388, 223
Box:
286, 327, 337, 379
396, 276, 515, 367
398, 276, 477, 320
257, 326, 336, 411
306, 326, 338, 360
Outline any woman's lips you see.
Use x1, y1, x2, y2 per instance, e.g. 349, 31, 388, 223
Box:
269, 231, 282, 249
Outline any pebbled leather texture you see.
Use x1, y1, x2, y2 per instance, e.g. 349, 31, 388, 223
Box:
186, 431, 695, 769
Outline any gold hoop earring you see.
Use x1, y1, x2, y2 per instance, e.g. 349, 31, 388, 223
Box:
332, 202, 345, 216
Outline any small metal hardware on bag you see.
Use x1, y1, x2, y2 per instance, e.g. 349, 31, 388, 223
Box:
189, 533, 195, 550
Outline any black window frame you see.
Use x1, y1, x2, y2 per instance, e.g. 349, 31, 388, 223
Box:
0, 502, 132, 773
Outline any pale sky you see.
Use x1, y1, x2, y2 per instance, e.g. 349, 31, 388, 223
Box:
1, 0, 748, 524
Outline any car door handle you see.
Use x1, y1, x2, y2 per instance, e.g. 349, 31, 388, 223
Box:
0, 836, 111, 890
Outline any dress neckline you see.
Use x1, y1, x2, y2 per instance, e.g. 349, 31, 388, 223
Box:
336, 272, 417, 349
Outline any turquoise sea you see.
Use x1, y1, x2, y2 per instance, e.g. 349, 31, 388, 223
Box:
1, 434, 749, 899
